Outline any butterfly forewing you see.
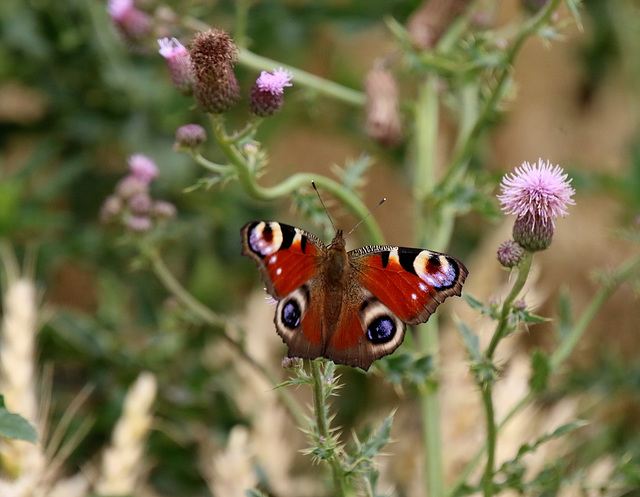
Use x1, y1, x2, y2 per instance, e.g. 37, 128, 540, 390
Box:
349, 245, 468, 325
241, 221, 325, 298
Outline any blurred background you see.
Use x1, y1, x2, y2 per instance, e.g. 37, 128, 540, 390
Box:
1, 0, 640, 495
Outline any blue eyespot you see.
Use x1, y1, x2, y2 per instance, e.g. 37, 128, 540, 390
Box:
366, 316, 396, 344
281, 300, 301, 329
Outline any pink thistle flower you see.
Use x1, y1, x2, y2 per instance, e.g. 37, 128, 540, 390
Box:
128, 154, 158, 183
498, 158, 575, 252
107, 0, 151, 41
158, 37, 194, 95
256, 68, 293, 95
249, 68, 293, 117
498, 158, 575, 228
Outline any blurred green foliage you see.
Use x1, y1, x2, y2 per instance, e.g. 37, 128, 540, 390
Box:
2, 0, 640, 495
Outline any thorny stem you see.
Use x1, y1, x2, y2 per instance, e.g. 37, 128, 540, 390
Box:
146, 247, 307, 427
486, 251, 534, 359
208, 115, 385, 245
310, 360, 346, 497
480, 251, 533, 495
481, 384, 496, 497
441, 0, 565, 191
452, 252, 640, 493
414, 75, 446, 497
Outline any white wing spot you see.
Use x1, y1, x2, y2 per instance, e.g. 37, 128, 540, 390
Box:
276, 268, 282, 275
269, 255, 278, 264
419, 282, 427, 292
411, 293, 417, 300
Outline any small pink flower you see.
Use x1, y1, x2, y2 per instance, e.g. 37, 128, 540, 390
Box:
158, 37, 188, 59
128, 154, 158, 183
249, 68, 293, 117
255, 68, 293, 95
498, 158, 575, 228
107, 0, 150, 40
158, 38, 194, 95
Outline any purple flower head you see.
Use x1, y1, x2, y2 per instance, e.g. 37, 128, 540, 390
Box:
128, 154, 158, 183
158, 38, 194, 95
108, 0, 133, 21
249, 68, 293, 117
256, 68, 293, 96
107, 0, 150, 41
126, 215, 152, 233
498, 158, 575, 228
498, 158, 575, 252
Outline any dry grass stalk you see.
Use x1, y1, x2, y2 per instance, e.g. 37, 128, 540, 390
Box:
94, 372, 157, 496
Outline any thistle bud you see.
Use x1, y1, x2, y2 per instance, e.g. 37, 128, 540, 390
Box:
407, 0, 473, 50
158, 37, 194, 96
364, 61, 402, 147
512, 215, 554, 252
497, 240, 525, 268
174, 124, 207, 151
190, 29, 240, 114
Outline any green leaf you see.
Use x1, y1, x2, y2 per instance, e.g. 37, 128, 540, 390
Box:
456, 319, 481, 361
555, 289, 573, 341
0, 404, 38, 444
529, 349, 550, 394
513, 308, 548, 325
515, 420, 587, 459
463, 293, 487, 313
357, 412, 394, 461
245, 490, 269, 497
564, 0, 583, 30
377, 352, 435, 387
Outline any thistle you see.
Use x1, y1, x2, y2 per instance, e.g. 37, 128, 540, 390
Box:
498, 158, 575, 252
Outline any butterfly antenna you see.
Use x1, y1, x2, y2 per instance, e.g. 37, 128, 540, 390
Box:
312, 181, 337, 233
346, 197, 386, 238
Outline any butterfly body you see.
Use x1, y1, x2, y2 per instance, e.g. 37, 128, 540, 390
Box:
241, 221, 468, 370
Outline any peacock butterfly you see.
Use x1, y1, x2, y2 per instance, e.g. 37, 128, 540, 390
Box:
241, 221, 468, 370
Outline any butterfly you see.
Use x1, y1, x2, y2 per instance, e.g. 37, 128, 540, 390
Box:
241, 221, 468, 370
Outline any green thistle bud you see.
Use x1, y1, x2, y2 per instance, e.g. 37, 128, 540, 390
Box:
512, 214, 554, 252
497, 240, 525, 267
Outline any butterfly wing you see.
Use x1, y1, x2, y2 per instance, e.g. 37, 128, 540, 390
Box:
321, 245, 468, 370
241, 221, 327, 359
349, 245, 468, 324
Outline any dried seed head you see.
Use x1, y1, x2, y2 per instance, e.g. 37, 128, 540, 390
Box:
190, 29, 240, 114
364, 61, 402, 147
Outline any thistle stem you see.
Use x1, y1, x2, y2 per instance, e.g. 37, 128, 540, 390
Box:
146, 247, 307, 427
310, 360, 346, 497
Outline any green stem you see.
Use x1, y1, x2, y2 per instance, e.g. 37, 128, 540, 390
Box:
481, 384, 496, 497
486, 251, 533, 359
147, 247, 307, 427
441, 0, 565, 190
191, 152, 233, 175
414, 75, 446, 497
551, 252, 640, 368
209, 116, 385, 244
310, 360, 346, 497
237, 49, 366, 108
452, 252, 640, 493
